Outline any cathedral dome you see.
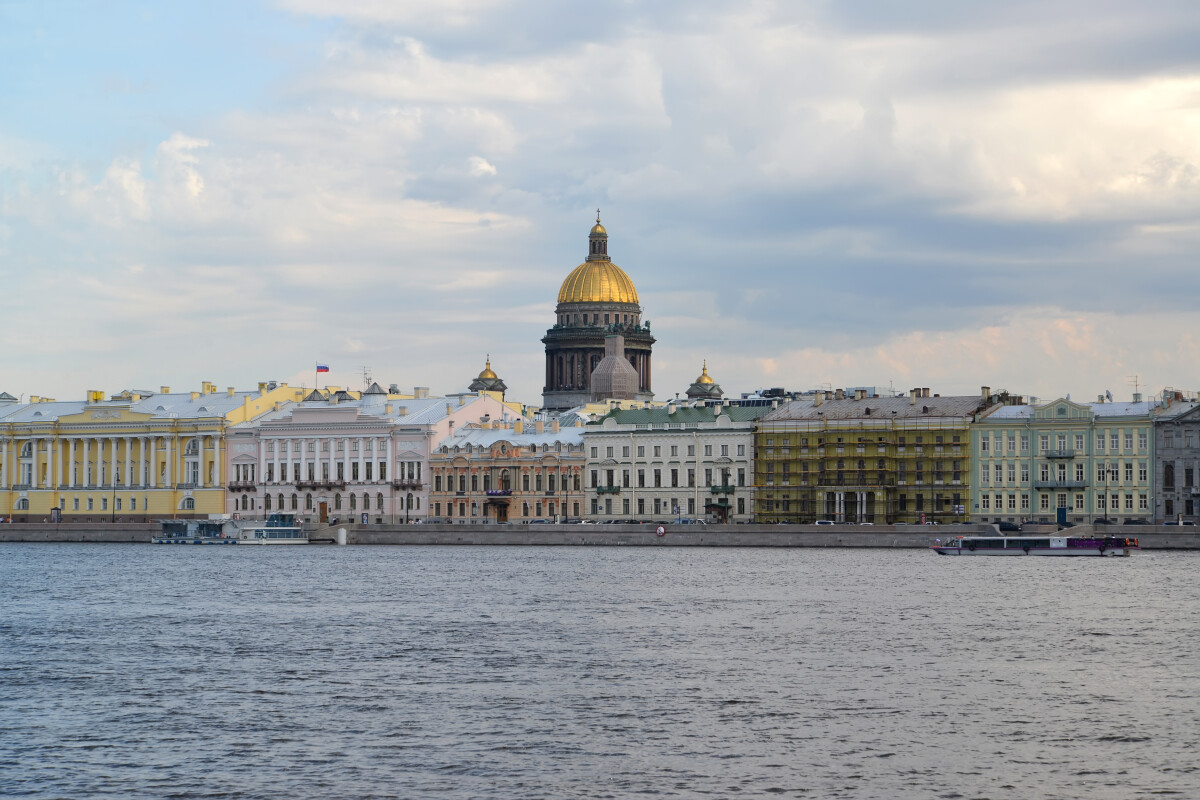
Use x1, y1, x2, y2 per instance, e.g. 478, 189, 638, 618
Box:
695, 362, 715, 384
557, 213, 639, 305
557, 261, 639, 305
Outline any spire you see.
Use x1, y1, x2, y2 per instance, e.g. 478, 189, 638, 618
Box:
588, 211, 609, 261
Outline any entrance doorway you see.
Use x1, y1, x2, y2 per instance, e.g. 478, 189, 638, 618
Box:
319, 501, 328, 523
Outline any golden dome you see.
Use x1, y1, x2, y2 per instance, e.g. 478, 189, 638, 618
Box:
696, 361, 715, 384
591, 221, 607, 235
558, 260, 639, 305
478, 356, 498, 380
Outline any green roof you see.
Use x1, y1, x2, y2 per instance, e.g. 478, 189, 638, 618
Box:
591, 404, 770, 426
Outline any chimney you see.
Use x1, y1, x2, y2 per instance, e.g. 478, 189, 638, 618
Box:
667, 400, 676, 414
160, 386, 171, 394
910, 390, 917, 405
923, 388, 930, 398
855, 389, 866, 400
535, 420, 545, 434
458, 396, 466, 406
273, 402, 282, 411
190, 392, 200, 401
1133, 392, 1143, 403
771, 399, 779, 408
258, 382, 268, 396
228, 387, 236, 397
415, 387, 430, 399
835, 389, 844, 400
1098, 394, 1105, 403
981, 386, 990, 402
814, 392, 823, 407
713, 403, 721, 415
514, 419, 524, 434
386, 404, 393, 414
446, 403, 453, 416
551, 419, 560, 433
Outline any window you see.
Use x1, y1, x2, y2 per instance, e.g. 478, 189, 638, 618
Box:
1138, 432, 1148, 451
737, 445, 745, 456
1020, 435, 1029, 453
1139, 493, 1148, 510
1139, 462, 1148, 482
1111, 434, 1119, 450
1075, 463, 1085, 482
1125, 462, 1133, 482
1039, 435, 1048, 452
606, 447, 614, 458
1020, 463, 1029, 483
1020, 494, 1030, 510
982, 495, 990, 510
1096, 434, 1105, 451
670, 446, 678, 457
1074, 434, 1084, 451
653, 469, 662, 488
1007, 435, 1016, 453
591, 447, 598, 458
1040, 495, 1050, 510
1124, 434, 1133, 451
622, 446, 630, 458
1098, 495, 1107, 510
981, 435, 990, 453
705, 445, 712, 457
687, 445, 695, 456
653, 446, 661, 457
637, 446, 645, 457
1125, 494, 1134, 511
1074, 494, 1084, 510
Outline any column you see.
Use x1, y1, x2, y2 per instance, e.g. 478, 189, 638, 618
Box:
356, 438, 364, 485
125, 437, 134, 488
342, 438, 350, 483
108, 437, 117, 487
164, 437, 173, 486
149, 437, 157, 488
32, 438, 40, 488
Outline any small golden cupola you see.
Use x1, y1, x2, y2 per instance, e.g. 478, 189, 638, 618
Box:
686, 360, 724, 401
468, 354, 507, 398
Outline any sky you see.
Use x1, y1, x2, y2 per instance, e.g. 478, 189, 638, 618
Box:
3, 0, 1200, 406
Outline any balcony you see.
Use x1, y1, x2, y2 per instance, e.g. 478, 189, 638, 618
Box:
1044, 449, 1075, 459
228, 481, 256, 492
392, 480, 423, 490
1033, 480, 1088, 489
710, 484, 736, 494
485, 489, 512, 497
596, 485, 621, 494
296, 479, 347, 490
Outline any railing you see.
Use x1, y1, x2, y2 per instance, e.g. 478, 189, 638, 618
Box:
485, 489, 512, 496
596, 485, 620, 494
1044, 449, 1075, 459
228, 481, 256, 492
710, 484, 735, 494
391, 480, 422, 490
296, 480, 347, 490
1032, 480, 1088, 489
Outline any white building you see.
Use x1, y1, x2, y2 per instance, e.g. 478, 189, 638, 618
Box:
582, 401, 769, 522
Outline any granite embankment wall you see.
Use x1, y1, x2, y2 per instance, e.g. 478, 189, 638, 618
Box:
1, 523, 1197, 548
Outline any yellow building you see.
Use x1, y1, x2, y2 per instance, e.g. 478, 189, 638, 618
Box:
755, 388, 1000, 524
0, 382, 305, 522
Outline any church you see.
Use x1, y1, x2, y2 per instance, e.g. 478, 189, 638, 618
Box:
542, 215, 655, 411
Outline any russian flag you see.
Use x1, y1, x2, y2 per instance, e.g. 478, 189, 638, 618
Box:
316, 364, 330, 373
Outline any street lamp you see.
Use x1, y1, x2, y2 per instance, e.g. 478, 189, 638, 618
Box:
406, 491, 412, 524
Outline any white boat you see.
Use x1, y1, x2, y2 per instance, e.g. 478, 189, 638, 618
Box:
237, 513, 308, 545
931, 535, 1138, 556
153, 519, 237, 545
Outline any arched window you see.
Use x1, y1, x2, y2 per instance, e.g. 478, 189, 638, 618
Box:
334, 493, 342, 510
15, 498, 28, 510
278, 493, 285, 510
306, 494, 313, 510
240, 495, 248, 510
291, 494, 298, 510
181, 497, 195, 510
377, 493, 384, 510
265, 494, 272, 510
350, 494, 357, 510
362, 493, 370, 510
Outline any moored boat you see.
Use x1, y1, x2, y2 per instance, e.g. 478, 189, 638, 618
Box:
153, 519, 236, 545
931, 535, 1138, 556
238, 513, 308, 545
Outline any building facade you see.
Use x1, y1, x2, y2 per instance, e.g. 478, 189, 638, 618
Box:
1153, 395, 1200, 523
755, 389, 993, 524
542, 215, 654, 411
0, 382, 306, 522
428, 419, 585, 523
224, 386, 514, 523
583, 401, 766, 522
972, 397, 1157, 524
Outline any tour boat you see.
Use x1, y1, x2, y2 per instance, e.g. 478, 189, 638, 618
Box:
931, 535, 1138, 556
153, 520, 236, 545
237, 513, 308, 545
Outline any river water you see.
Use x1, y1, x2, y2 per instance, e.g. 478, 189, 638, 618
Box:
1, 543, 1197, 799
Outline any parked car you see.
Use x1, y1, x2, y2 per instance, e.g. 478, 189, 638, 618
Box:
996, 521, 1021, 533
1093, 518, 1116, 525
1123, 519, 1148, 525
814, 519, 834, 526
